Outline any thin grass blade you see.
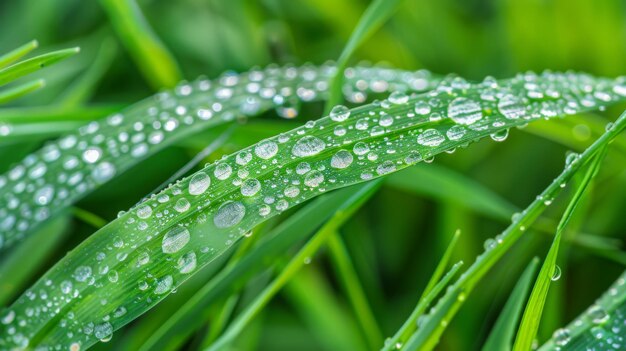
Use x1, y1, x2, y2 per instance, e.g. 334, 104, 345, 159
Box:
0, 47, 79, 86
0, 40, 38, 69
0, 79, 45, 104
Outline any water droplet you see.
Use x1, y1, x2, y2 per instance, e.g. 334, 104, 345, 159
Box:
292, 136, 326, 157
330, 105, 350, 122
490, 129, 509, 142
553, 328, 571, 346
94, 322, 113, 341
177, 252, 197, 274
588, 305, 609, 324
189, 172, 211, 195
83, 147, 102, 164
214, 201, 246, 228
376, 161, 396, 175
330, 150, 354, 169
446, 125, 466, 141
214, 163, 232, 180
137, 205, 152, 219
417, 129, 445, 147
498, 95, 526, 119
448, 97, 483, 125
304, 171, 324, 187
389, 91, 409, 104
34, 185, 54, 205
255, 140, 278, 159
414, 101, 431, 115
241, 178, 261, 197
551, 265, 561, 281
73, 266, 92, 282
154, 275, 173, 294
162, 226, 190, 254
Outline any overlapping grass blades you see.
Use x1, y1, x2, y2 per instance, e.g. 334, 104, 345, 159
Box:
1, 70, 626, 350
392, 109, 626, 351
0, 64, 438, 248
539, 270, 626, 350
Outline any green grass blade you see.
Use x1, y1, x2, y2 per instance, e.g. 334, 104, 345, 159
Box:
396, 262, 465, 351
395, 109, 626, 351
0, 215, 71, 307
0, 64, 437, 250
325, 0, 404, 113
537, 270, 626, 350
387, 164, 517, 221
139, 184, 379, 351
0, 47, 79, 86
0, 40, 38, 69
327, 233, 383, 350
99, 0, 182, 89
512, 146, 608, 351
206, 181, 381, 351
2, 71, 625, 350
481, 258, 540, 351
383, 230, 461, 351
0, 79, 45, 104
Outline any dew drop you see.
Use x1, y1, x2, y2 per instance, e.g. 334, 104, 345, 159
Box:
241, 178, 261, 197
292, 136, 326, 157
214, 201, 246, 228
94, 322, 113, 341
154, 275, 173, 294
417, 129, 445, 147
553, 328, 571, 346
255, 140, 279, 159
551, 265, 562, 281
189, 172, 211, 195
304, 171, 324, 188
330, 105, 350, 122
330, 150, 354, 169
177, 252, 197, 274
448, 97, 483, 125
162, 226, 190, 254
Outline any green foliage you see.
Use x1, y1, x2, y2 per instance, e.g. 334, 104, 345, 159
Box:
0, 2, 625, 351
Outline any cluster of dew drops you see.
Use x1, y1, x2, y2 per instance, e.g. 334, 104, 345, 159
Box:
548, 273, 626, 350
0, 63, 438, 250
3, 67, 626, 350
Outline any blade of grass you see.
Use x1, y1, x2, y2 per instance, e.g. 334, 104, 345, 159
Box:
481, 258, 540, 351
0, 47, 79, 86
0, 79, 45, 104
396, 109, 626, 351
0, 215, 71, 307
100, 0, 182, 89
512, 145, 608, 351
537, 270, 626, 350
0, 40, 38, 69
382, 230, 462, 351
325, 0, 405, 113
327, 233, 383, 350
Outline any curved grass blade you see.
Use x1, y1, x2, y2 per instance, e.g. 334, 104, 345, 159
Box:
99, 0, 181, 89
0, 47, 79, 86
538, 270, 626, 350
0, 79, 45, 104
395, 109, 626, 351
0, 64, 438, 249
2, 72, 626, 350
482, 258, 540, 351
513, 145, 607, 351
382, 230, 461, 351
0, 40, 38, 69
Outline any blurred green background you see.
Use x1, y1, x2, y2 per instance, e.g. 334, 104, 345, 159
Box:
1, 0, 625, 350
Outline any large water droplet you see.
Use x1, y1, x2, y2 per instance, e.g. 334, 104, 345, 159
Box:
189, 172, 210, 195
154, 275, 173, 294
292, 136, 326, 157
241, 178, 261, 197
448, 97, 483, 125
498, 95, 526, 119
330, 150, 354, 169
553, 328, 571, 346
214, 201, 246, 228
255, 140, 278, 159
177, 252, 197, 274
330, 105, 350, 122
417, 129, 445, 147
94, 322, 113, 340
162, 226, 190, 254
